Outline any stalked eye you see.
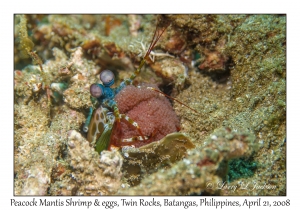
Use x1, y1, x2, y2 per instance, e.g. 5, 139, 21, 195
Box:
90, 83, 102, 98
100, 70, 115, 87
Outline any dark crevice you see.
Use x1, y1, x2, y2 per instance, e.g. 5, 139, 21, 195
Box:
198, 56, 233, 84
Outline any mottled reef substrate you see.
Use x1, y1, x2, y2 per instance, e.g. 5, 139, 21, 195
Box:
14, 14, 285, 195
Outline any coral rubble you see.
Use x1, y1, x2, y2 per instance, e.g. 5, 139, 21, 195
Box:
65, 130, 123, 195
118, 128, 258, 195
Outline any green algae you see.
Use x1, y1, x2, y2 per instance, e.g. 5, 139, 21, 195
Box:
228, 158, 258, 182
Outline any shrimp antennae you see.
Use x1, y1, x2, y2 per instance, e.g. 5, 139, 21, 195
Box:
144, 19, 170, 60
125, 18, 170, 84
147, 87, 199, 114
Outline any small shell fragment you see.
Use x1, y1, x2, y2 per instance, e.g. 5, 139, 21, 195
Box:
121, 132, 195, 186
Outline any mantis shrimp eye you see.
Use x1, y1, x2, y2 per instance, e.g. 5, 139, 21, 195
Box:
100, 70, 115, 87
90, 83, 102, 98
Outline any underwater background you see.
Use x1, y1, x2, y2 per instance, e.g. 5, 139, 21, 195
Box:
14, 14, 286, 195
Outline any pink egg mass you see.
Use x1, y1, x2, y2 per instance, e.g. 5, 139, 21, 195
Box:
111, 84, 180, 148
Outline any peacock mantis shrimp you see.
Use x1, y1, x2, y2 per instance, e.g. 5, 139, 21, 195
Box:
83, 18, 171, 153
